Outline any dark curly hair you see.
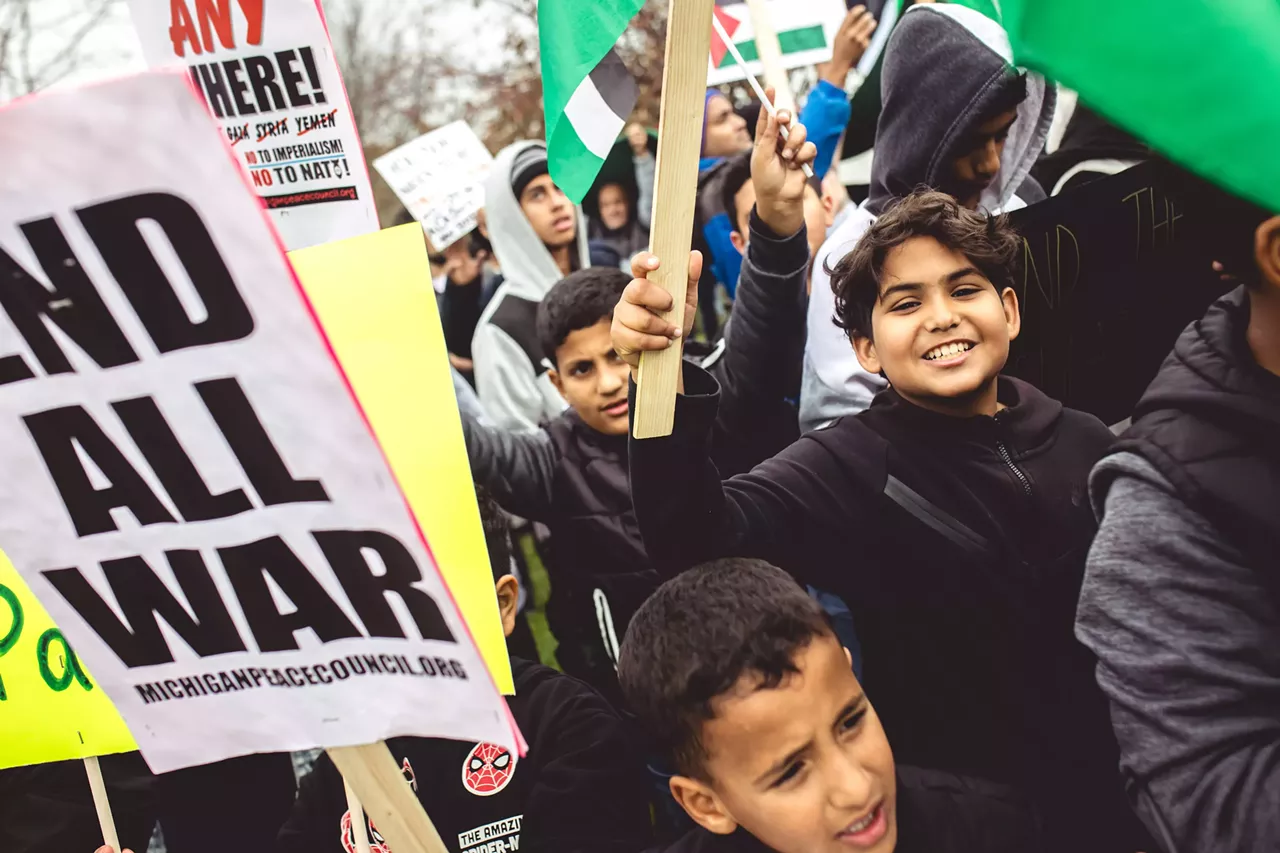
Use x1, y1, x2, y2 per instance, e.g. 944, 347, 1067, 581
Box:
617, 558, 833, 780
536, 266, 631, 365
829, 190, 1020, 340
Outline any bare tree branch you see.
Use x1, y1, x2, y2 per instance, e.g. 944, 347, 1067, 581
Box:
0, 0, 117, 99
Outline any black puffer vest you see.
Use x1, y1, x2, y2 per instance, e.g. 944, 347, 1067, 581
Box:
1112, 286, 1280, 606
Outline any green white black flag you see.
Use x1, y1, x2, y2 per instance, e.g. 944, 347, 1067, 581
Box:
539, 0, 644, 203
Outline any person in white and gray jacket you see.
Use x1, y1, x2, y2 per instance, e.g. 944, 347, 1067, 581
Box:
472, 141, 591, 430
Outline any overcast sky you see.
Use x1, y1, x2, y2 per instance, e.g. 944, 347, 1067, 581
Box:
11, 0, 512, 103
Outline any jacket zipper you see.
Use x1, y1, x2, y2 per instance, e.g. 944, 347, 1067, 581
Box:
996, 439, 1033, 497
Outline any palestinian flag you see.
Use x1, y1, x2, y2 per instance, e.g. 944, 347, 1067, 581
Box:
539, 0, 644, 204
710, 4, 742, 69
707, 0, 846, 86
999, 0, 1280, 212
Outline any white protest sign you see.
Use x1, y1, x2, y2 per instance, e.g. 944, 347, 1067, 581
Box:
0, 71, 516, 774
708, 0, 845, 86
125, 0, 380, 251
374, 122, 495, 251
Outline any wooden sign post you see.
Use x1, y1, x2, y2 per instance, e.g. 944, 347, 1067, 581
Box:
633, 0, 717, 439
743, 0, 797, 111
330, 742, 450, 853
84, 756, 121, 852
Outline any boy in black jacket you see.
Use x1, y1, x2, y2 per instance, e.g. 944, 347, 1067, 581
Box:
277, 489, 652, 853
613, 187, 1143, 850
619, 558, 1042, 853
1077, 193, 1280, 851
461, 108, 815, 699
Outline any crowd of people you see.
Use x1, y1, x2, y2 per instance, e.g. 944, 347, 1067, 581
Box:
7, 2, 1277, 853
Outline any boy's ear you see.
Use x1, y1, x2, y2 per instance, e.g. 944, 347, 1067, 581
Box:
729, 229, 747, 256
852, 334, 881, 375
547, 367, 568, 401
1001, 286, 1021, 343
669, 775, 739, 836
1254, 215, 1280, 289
495, 574, 519, 639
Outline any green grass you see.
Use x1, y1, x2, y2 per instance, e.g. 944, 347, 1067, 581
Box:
516, 531, 561, 671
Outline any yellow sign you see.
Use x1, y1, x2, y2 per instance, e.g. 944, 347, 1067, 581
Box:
0, 552, 137, 770
290, 225, 515, 694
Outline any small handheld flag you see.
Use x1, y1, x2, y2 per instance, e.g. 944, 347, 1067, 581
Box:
711, 13, 815, 179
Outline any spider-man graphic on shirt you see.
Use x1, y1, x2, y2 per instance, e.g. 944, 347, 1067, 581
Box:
462, 742, 517, 796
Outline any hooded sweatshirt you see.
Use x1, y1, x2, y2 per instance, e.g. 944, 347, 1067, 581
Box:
1077, 287, 1280, 852
801, 4, 1056, 432
472, 141, 592, 430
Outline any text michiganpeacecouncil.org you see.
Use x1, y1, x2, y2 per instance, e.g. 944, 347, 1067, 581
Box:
134, 653, 470, 704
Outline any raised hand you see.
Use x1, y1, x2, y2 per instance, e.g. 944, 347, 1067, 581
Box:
752, 86, 818, 237
825, 5, 878, 87
611, 250, 704, 379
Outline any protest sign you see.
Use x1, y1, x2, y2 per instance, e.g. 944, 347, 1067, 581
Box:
0, 71, 516, 774
708, 0, 845, 86
1006, 161, 1241, 425
0, 551, 137, 770
290, 224, 514, 694
373, 123, 495, 252
125, 0, 379, 251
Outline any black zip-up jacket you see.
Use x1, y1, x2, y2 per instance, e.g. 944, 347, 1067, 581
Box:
628, 333, 1144, 848
277, 657, 652, 853
462, 212, 807, 698
649, 767, 1043, 853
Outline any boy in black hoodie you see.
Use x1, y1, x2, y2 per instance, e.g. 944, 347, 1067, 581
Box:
460, 107, 815, 700
613, 189, 1143, 850
277, 488, 652, 853
1077, 192, 1280, 851
619, 558, 1042, 853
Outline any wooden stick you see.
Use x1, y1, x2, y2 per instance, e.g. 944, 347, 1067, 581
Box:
344, 779, 374, 853
328, 742, 448, 853
743, 0, 796, 112
632, 0, 716, 439
83, 756, 120, 853
711, 14, 815, 179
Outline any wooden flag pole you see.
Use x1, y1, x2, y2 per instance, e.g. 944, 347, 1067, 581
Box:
743, 0, 796, 111
329, 742, 449, 853
632, 0, 716, 439
83, 756, 120, 853
344, 779, 374, 853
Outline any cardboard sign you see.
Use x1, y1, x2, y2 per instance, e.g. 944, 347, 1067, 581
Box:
374, 122, 495, 251
707, 0, 845, 86
0, 552, 138, 770
290, 225, 514, 694
0, 71, 515, 773
125, 0, 380, 251
1006, 161, 1241, 425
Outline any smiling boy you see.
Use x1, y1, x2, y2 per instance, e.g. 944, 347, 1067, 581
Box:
619, 559, 1042, 853
613, 191, 1147, 850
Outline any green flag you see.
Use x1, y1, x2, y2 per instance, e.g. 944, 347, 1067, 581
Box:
539, 0, 645, 203
998, 0, 1280, 212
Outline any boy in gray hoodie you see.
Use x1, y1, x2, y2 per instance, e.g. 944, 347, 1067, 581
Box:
472, 142, 591, 430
